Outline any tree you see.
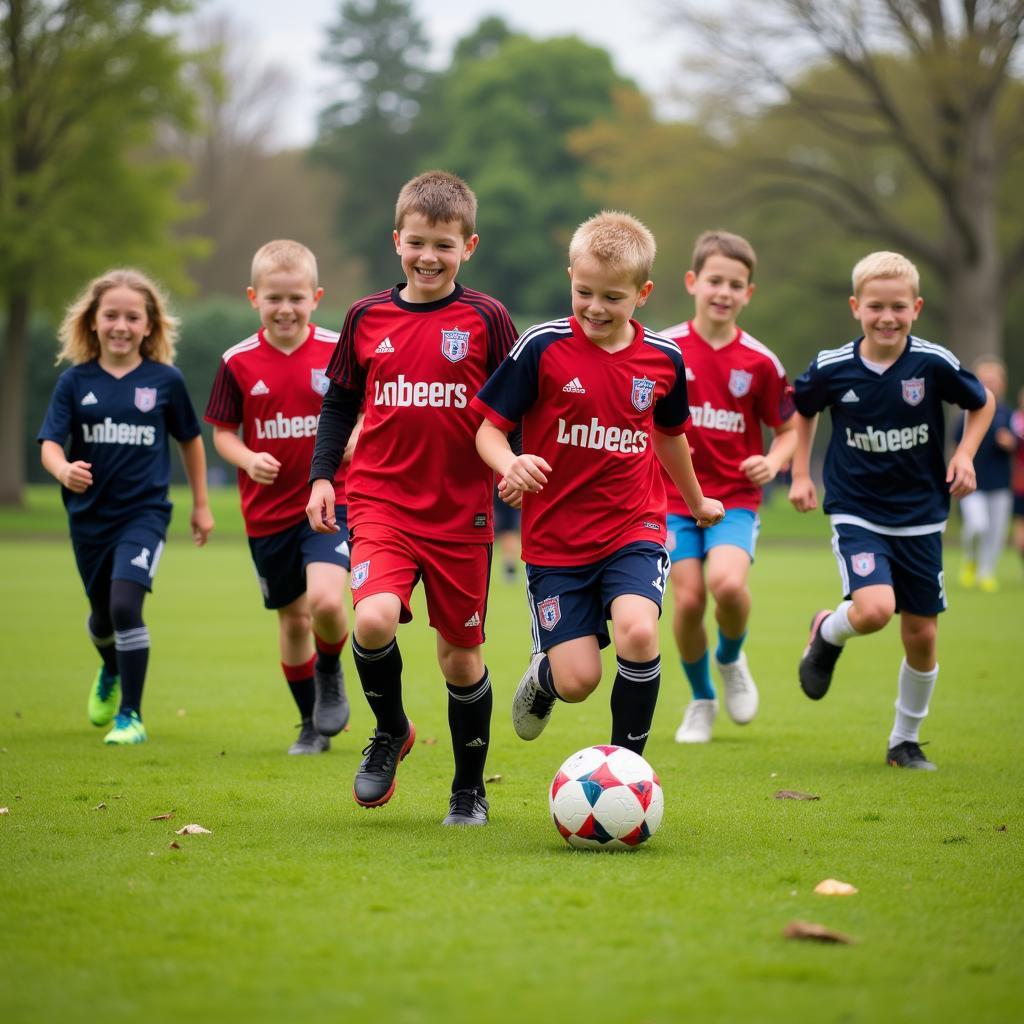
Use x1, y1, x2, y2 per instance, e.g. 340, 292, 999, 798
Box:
315, 0, 433, 286
0, 0, 199, 505
661, 0, 1024, 365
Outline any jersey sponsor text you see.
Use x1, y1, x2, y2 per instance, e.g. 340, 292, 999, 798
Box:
253, 412, 320, 440
373, 374, 468, 409
688, 401, 746, 433
845, 423, 929, 453
81, 419, 156, 446
555, 416, 649, 454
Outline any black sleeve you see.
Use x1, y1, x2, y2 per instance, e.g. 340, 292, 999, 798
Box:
309, 382, 361, 482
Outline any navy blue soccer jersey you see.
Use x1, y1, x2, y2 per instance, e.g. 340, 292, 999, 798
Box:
793, 336, 987, 532
38, 358, 202, 539
954, 400, 1012, 491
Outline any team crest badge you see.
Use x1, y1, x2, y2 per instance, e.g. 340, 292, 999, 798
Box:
351, 560, 370, 590
631, 376, 655, 412
441, 327, 470, 363
311, 368, 330, 396
851, 552, 876, 577
901, 378, 925, 406
728, 368, 753, 398
134, 387, 157, 413
537, 596, 561, 631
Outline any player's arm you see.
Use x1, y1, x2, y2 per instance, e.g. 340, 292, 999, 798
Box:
787, 413, 819, 512
212, 425, 281, 485
653, 432, 724, 527
177, 435, 214, 546
475, 418, 550, 494
40, 439, 93, 493
343, 412, 364, 463
307, 381, 360, 533
740, 415, 798, 486
947, 387, 996, 497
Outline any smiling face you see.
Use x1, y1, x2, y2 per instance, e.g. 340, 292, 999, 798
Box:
92, 286, 151, 369
247, 268, 323, 350
685, 252, 754, 336
850, 275, 923, 364
393, 212, 478, 304
569, 255, 653, 351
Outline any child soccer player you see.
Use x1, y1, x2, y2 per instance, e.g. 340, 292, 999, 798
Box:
956, 357, 1015, 592
789, 251, 994, 770
1012, 387, 1024, 574
659, 231, 796, 744
307, 171, 517, 825
473, 211, 725, 756
205, 240, 352, 755
38, 268, 214, 745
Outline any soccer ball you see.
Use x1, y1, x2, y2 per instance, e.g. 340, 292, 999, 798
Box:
549, 745, 664, 850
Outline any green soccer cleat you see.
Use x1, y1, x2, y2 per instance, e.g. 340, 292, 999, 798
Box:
87, 667, 121, 727
103, 710, 147, 745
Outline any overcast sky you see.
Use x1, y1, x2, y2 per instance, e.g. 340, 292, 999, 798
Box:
208, 0, 690, 147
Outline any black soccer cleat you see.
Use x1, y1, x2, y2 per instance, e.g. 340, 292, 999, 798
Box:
353, 722, 416, 807
313, 665, 350, 737
886, 740, 937, 771
799, 609, 843, 700
442, 788, 489, 826
288, 718, 331, 755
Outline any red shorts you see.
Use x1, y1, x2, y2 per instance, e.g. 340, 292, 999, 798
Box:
348, 522, 491, 648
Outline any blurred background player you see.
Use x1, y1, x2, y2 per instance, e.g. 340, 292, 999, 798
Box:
790, 251, 993, 771
493, 485, 521, 582
474, 211, 724, 758
659, 231, 796, 744
38, 268, 214, 745
308, 171, 517, 825
206, 240, 353, 755
1013, 387, 1024, 576
956, 356, 1014, 592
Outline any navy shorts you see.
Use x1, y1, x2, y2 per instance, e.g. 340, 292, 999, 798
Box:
72, 520, 167, 600
493, 489, 521, 534
526, 541, 671, 652
248, 511, 350, 610
830, 522, 946, 616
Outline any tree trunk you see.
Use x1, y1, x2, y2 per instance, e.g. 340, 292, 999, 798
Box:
0, 291, 29, 506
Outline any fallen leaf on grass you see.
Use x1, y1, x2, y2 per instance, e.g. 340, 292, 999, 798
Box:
485, 774, 502, 784
422, 737, 437, 746
774, 790, 820, 801
176, 708, 187, 717
0, 807, 9, 815
169, 841, 181, 850
814, 878, 858, 896
149, 812, 174, 821
783, 920, 855, 944
175, 824, 212, 835
995, 824, 1008, 832
94, 802, 107, 811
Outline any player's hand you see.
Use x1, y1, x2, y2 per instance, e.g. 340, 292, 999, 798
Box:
497, 476, 524, 509
60, 460, 93, 493
247, 451, 281, 485
191, 504, 215, 547
692, 497, 725, 528
306, 478, 340, 533
947, 452, 977, 498
739, 454, 776, 486
503, 453, 551, 493
788, 474, 817, 512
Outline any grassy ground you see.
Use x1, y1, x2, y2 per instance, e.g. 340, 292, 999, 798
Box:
0, 491, 1021, 1023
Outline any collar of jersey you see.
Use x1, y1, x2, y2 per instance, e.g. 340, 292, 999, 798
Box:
391, 281, 464, 313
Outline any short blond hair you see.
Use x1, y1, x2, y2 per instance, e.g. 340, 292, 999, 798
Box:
57, 269, 177, 366
569, 211, 656, 288
852, 251, 920, 297
251, 239, 319, 290
395, 170, 477, 238
692, 230, 756, 280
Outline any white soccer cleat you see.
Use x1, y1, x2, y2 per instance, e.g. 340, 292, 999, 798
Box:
511, 652, 555, 740
716, 652, 759, 724
674, 699, 718, 744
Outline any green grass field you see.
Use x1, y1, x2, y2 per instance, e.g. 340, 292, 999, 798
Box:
1, 489, 1021, 1023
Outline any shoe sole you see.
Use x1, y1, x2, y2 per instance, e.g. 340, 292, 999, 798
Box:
353, 723, 416, 808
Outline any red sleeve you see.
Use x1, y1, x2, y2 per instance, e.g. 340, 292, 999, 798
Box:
204, 359, 243, 428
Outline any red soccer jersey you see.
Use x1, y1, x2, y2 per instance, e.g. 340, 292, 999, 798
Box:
205, 324, 345, 538
473, 316, 692, 567
326, 283, 517, 543
659, 321, 793, 514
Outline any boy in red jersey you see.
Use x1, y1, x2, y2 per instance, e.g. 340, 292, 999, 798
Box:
206, 240, 353, 755
474, 211, 724, 756
659, 231, 796, 744
307, 171, 517, 825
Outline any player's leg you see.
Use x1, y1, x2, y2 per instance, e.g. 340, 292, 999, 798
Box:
1015, 500, 1024, 575
276, 596, 328, 755
80, 546, 121, 727
958, 490, 986, 587
977, 490, 1012, 591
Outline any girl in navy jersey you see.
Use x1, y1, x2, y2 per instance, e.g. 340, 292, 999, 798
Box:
38, 269, 214, 744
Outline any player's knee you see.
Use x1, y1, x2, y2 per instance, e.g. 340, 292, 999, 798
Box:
308, 589, 345, 629
556, 671, 601, 702
279, 607, 311, 644
108, 582, 145, 631
853, 599, 894, 633
708, 573, 747, 609
354, 605, 398, 648
675, 588, 705, 623
439, 647, 483, 686
615, 618, 659, 659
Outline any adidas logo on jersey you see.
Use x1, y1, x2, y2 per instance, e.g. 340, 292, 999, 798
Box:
464, 611, 481, 628
81, 392, 98, 406
841, 389, 860, 403
685, 367, 696, 381
375, 337, 395, 354
562, 377, 586, 394
250, 379, 270, 396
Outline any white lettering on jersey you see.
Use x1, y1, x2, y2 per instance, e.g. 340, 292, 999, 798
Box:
81, 419, 156, 446
555, 417, 649, 454
688, 401, 745, 433
844, 423, 929, 453
253, 412, 320, 439
373, 374, 468, 409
